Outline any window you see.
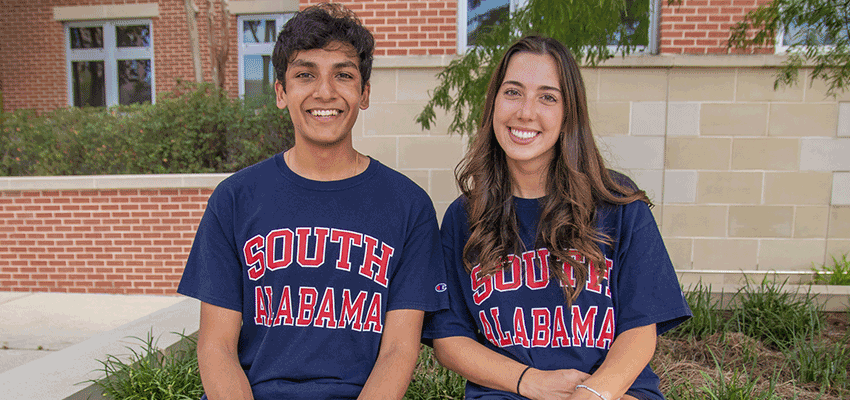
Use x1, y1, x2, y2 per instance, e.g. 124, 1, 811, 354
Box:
776, 22, 848, 53
65, 20, 154, 107
457, 0, 656, 53
238, 14, 294, 99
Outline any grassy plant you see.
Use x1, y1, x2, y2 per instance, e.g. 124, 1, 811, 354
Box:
729, 277, 823, 349
666, 282, 727, 340
89, 331, 203, 400
813, 253, 850, 286
787, 331, 850, 391
403, 346, 466, 400
666, 349, 781, 400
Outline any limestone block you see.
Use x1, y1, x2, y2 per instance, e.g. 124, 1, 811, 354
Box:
596, 136, 665, 170
669, 69, 736, 102
829, 207, 850, 238
697, 171, 763, 204
430, 169, 461, 203
667, 102, 700, 137
663, 170, 697, 204
353, 137, 397, 168
365, 103, 432, 136
631, 102, 666, 136
662, 205, 728, 237
663, 238, 693, 270
692, 238, 759, 271
794, 206, 829, 238
398, 136, 465, 169
731, 138, 799, 171
729, 206, 793, 238
598, 69, 667, 102
735, 68, 804, 102
700, 103, 768, 136
800, 138, 850, 171
833, 172, 850, 205
580, 68, 599, 102
768, 103, 838, 137
397, 69, 443, 102
758, 239, 826, 271
764, 172, 832, 205
666, 137, 731, 170
369, 69, 397, 103
838, 102, 850, 137
589, 102, 631, 136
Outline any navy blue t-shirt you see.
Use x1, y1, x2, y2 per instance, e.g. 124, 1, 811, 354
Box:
424, 196, 691, 399
178, 154, 449, 400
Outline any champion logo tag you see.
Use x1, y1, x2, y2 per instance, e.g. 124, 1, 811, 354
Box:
435, 283, 448, 292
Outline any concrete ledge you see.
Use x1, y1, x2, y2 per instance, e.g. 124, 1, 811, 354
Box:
53, 4, 159, 21
0, 173, 230, 191
0, 298, 200, 400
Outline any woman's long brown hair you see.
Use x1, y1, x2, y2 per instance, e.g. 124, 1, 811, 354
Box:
457, 36, 651, 305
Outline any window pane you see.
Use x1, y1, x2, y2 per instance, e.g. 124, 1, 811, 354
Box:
117, 59, 152, 105
72, 61, 105, 107
243, 55, 275, 98
116, 25, 151, 48
467, 0, 510, 47
609, 0, 650, 46
243, 19, 277, 43
70, 27, 103, 49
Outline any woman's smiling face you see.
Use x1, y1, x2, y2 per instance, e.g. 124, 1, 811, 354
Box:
492, 52, 565, 175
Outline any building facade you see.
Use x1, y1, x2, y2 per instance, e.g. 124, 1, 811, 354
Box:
1, 0, 848, 294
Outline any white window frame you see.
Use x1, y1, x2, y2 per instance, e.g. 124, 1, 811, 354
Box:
64, 19, 155, 107
456, 0, 659, 54
237, 13, 294, 98
774, 23, 841, 54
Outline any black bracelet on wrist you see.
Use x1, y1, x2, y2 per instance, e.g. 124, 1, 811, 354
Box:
516, 366, 532, 396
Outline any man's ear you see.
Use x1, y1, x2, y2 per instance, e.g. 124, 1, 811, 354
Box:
359, 81, 370, 110
275, 80, 287, 110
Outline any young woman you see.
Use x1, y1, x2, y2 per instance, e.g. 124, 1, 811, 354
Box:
423, 36, 691, 400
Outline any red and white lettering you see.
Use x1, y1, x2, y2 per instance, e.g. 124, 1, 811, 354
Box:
360, 235, 393, 287
313, 287, 338, 329
523, 250, 550, 290
339, 289, 367, 331
478, 310, 498, 346
471, 264, 493, 305
551, 305, 571, 348
512, 308, 530, 348
489, 307, 513, 347
495, 255, 522, 292
296, 227, 329, 267
295, 287, 319, 326
244, 235, 266, 280
571, 305, 598, 347
604, 258, 613, 297
330, 229, 363, 271
363, 293, 383, 333
266, 228, 294, 271
254, 286, 269, 325
531, 308, 551, 347
272, 286, 294, 326
595, 307, 616, 349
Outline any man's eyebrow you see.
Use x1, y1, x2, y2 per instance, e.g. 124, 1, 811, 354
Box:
290, 59, 317, 68
334, 60, 359, 70
502, 80, 560, 93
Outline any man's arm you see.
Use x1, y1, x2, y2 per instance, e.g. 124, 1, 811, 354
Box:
197, 302, 253, 400
357, 309, 425, 400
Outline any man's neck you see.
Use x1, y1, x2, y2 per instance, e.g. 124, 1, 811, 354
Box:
284, 143, 366, 182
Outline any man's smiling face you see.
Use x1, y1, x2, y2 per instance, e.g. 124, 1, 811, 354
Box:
275, 41, 370, 148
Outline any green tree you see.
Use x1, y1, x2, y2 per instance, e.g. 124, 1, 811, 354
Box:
417, 0, 651, 137
728, 0, 850, 97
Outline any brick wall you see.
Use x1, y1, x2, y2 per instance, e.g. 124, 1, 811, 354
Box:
659, 0, 772, 54
0, 185, 216, 294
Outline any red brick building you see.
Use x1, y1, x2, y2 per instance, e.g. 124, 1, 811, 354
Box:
0, 0, 776, 113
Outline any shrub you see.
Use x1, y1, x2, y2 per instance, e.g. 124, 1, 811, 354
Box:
403, 346, 466, 400
666, 282, 727, 340
0, 81, 294, 176
813, 253, 850, 286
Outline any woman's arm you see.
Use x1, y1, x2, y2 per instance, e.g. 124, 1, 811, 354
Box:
433, 336, 590, 400
197, 302, 254, 400
567, 324, 657, 400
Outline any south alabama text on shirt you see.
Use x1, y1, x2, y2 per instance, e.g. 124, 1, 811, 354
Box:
471, 248, 616, 350
243, 227, 395, 334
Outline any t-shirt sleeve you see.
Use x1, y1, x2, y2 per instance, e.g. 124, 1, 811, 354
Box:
385, 196, 449, 313
613, 202, 691, 336
422, 200, 479, 342
177, 188, 244, 312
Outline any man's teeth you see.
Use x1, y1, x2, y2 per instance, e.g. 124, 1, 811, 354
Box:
511, 128, 537, 139
311, 110, 339, 117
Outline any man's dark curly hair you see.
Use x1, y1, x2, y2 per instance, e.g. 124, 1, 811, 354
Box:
272, 3, 375, 92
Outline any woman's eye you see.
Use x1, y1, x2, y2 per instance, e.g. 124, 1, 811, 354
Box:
504, 88, 520, 96
542, 94, 558, 103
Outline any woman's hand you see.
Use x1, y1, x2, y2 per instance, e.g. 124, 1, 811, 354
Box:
518, 368, 590, 400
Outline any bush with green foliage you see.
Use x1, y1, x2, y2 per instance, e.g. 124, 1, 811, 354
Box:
666, 282, 726, 340
0, 81, 293, 176
813, 253, 850, 285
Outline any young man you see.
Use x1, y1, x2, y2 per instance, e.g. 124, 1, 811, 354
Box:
177, 4, 448, 399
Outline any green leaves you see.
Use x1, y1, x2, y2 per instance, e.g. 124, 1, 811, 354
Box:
728, 0, 850, 97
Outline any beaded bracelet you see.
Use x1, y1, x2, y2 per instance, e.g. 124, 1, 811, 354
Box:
575, 384, 610, 400
516, 366, 532, 396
